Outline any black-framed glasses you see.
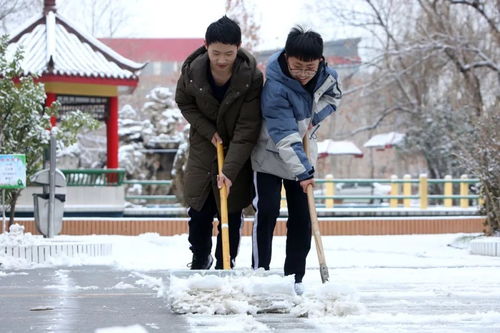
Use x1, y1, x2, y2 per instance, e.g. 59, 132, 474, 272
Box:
287, 66, 317, 78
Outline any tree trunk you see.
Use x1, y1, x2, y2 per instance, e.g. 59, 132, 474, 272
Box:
7, 189, 21, 229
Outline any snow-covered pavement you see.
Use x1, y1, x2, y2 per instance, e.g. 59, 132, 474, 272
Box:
1, 230, 500, 332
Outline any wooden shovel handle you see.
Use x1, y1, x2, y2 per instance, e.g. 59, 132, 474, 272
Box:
216, 142, 231, 270
303, 135, 330, 283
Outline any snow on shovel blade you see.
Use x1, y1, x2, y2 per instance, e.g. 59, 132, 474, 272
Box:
166, 268, 302, 315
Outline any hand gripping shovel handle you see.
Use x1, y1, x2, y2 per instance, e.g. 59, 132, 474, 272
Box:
216, 142, 231, 270
303, 135, 330, 283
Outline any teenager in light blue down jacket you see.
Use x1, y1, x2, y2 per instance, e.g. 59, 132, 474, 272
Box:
251, 26, 342, 295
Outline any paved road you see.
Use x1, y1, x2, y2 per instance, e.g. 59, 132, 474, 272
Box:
0, 266, 184, 332
0, 266, 318, 332
1, 266, 499, 332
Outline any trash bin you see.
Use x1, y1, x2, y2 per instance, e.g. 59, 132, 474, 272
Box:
31, 169, 66, 237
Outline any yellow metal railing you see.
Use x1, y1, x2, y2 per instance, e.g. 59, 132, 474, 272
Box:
313, 174, 480, 209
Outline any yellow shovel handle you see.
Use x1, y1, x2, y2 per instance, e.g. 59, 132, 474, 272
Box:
216, 142, 231, 270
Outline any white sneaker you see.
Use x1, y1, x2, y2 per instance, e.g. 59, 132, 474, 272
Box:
294, 282, 304, 296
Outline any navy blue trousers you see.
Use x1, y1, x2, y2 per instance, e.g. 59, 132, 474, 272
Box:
252, 172, 311, 282
188, 190, 243, 268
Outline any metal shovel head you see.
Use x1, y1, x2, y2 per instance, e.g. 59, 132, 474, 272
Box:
168, 267, 282, 279
166, 268, 302, 315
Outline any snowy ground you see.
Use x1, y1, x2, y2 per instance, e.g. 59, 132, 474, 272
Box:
1, 228, 500, 332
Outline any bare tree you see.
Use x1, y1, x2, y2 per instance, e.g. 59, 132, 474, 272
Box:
449, 0, 500, 44
58, 0, 133, 37
415, 0, 499, 115
315, 0, 498, 170
314, 0, 499, 229
226, 0, 260, 51
0, 0, 42, 34
1, 0, 132, 38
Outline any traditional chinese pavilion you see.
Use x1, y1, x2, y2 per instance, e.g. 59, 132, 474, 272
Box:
7, 0, 145, 170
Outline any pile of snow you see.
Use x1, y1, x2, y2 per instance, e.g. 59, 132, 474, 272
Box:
168, 272, 365, 317
0, 224, 38, 247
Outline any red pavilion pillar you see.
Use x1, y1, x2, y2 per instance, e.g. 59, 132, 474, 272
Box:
107, 96, 119, 170
45, 93, 57, 127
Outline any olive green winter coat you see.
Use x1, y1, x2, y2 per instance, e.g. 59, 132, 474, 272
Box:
175, 46, 262, 213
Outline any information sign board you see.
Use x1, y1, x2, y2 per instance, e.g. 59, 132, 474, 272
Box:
0, 154, 27, 189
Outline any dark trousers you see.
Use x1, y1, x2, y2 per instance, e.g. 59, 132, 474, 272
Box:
188, 190, 243, 268
252, 172, 311, 282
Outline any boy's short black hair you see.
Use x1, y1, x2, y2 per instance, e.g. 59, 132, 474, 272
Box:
285, 26, 323, 61
205, 16, 241, 46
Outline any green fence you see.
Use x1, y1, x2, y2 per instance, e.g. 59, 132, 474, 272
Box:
61, 169, 125, 186
60, 169, 481, 209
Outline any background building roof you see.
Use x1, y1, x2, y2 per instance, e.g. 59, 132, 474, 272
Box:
318, 139, 364, 157
364, 132, 405, 149
99, 38, 204, 62
255, 37, 362, 67
7, 11, 145, 81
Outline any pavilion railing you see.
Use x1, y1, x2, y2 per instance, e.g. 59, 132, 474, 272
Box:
61, 169, 125, 186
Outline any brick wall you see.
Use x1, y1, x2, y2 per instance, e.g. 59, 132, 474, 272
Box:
14, 217, 486, 236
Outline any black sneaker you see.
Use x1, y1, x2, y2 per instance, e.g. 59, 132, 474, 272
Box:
189, 254, 213, 270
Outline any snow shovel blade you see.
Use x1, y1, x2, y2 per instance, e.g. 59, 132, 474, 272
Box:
167, 268, 283, 279
166, 269, 301, 315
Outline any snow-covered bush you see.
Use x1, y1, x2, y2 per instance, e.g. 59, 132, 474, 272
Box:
399, 103, 475, 183
171, 125, 190, 205
119, 87, 187, 202
456, 113, 500, 234
141, 87, 183, 149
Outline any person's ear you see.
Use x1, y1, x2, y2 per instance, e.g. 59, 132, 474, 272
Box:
204, 41, 208, 49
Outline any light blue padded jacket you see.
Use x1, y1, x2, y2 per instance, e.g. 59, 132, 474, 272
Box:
251, 50, 342, 180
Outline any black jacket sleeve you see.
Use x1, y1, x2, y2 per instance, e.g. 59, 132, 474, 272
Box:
175, 73, 217, 142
